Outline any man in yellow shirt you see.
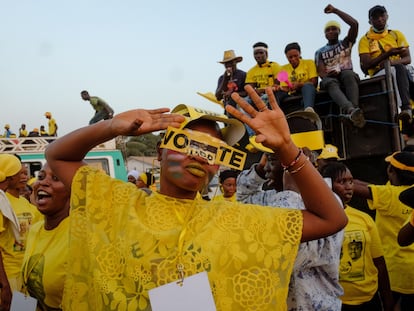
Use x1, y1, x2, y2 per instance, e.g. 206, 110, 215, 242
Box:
44, 112, 58, 136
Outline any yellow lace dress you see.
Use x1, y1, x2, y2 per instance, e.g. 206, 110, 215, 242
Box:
62, 166, 302, 311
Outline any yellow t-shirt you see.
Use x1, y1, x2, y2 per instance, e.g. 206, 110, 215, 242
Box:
62, 166, 302, 311
358, 29, 409, 76
368, 183, 414, 294
245, 60, 281, 89
48, 118, 57, 136
339, 205, 384, 305
281, 59, 318, 85
4, 193, 42, 279
22, 217, 69, 310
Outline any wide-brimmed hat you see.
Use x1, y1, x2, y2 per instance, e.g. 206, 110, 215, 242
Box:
44, 112, 52, 117
399, 186, 414, 208
0, 154, 22, 182
172, 104, 245, 146
218, 50, 243, 64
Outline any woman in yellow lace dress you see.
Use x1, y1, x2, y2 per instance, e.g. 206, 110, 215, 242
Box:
45, 86, 347, 311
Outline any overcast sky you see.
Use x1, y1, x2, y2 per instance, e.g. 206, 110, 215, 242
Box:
1, 0, 412, 136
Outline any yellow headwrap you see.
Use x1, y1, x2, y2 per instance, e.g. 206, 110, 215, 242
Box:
0, 154, 22, 182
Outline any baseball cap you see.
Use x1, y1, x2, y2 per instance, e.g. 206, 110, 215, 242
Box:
369, 5, 387, 18
172, 104, 245, 146
318, 144, 340, 160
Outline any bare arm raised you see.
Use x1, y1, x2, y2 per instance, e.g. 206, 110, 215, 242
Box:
325, 4, 358, 44
227, 85, 347, 242
45, 108, 185, 189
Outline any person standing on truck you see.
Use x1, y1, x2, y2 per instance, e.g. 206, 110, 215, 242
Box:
81, 90, 114, 125
44, 112, 58, 137
45, 86, 346, 311
315, 4, 366, 129
358, 5, 413, 137
353, 151, 414, 311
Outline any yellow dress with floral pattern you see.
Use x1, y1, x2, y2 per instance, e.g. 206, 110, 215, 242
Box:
62, 166, 302, 311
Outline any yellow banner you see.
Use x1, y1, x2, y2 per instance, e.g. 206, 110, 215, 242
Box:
160, 127, 246, 170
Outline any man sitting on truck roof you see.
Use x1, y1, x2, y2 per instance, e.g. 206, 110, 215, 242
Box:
315, 4, 366, 129
359, 5, 414, 138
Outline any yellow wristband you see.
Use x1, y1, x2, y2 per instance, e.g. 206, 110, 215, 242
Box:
410, 212, 414, 227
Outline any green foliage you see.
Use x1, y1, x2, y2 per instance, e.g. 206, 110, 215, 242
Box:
125, 133, 161, 156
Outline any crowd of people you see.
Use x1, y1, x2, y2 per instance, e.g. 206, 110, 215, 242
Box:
215, 4, 414, 138
2, 111, 58, 139
0, 3, 413, 311
2, 90, 115, 140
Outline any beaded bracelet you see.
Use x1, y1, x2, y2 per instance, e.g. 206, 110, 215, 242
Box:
288, 156, 309, 174
410, 211, 414, 227
281, 148, 303, 171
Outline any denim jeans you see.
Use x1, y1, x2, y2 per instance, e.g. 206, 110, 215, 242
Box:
320, 70, 360, 112
301, 82, 316, 109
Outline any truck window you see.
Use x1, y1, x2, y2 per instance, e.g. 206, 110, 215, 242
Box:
85, 158, 110, 176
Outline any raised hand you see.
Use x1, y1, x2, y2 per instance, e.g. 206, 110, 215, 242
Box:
110, 108, 185, 137
226, 85, 292, 152
324, 4, 335, 14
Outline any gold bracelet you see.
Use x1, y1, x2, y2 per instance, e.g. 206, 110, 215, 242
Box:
410, 211, 414, 227
288, 156, 309, 174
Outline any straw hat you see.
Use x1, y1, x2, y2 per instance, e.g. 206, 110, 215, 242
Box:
218, 50, 243, 64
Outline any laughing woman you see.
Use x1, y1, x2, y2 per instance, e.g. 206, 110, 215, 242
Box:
21, 163, 70, 311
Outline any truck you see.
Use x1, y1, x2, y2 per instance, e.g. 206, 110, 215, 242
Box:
232, 62, 406, 210
0, 136, 127, 181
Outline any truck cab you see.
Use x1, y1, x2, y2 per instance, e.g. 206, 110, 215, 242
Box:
0, 137, 127, 181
